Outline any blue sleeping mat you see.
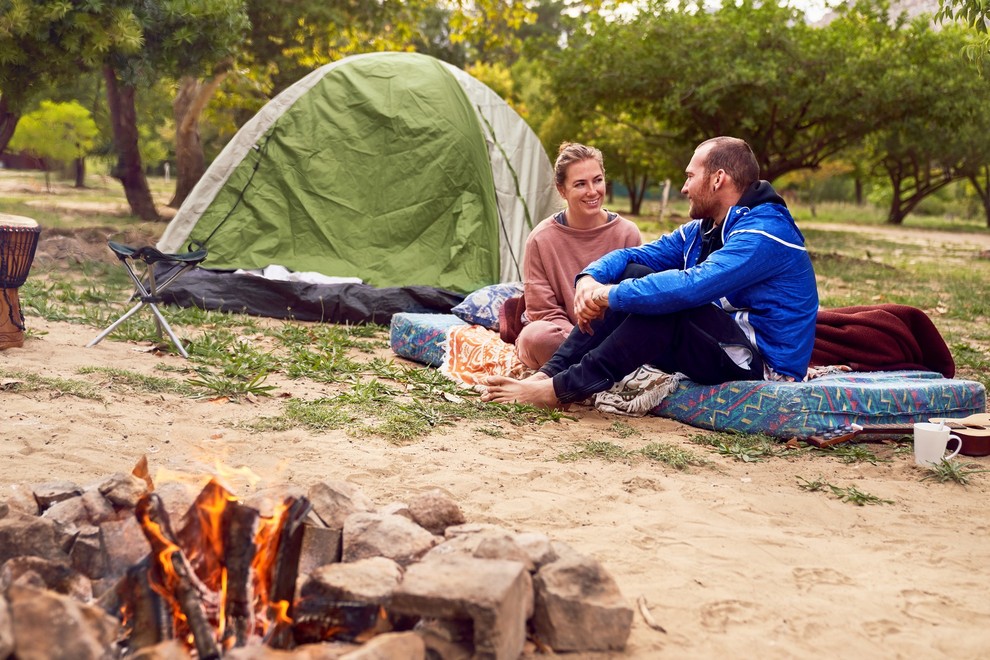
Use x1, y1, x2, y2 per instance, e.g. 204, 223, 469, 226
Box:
653, 370, 985, 438
389, 312, 987, 438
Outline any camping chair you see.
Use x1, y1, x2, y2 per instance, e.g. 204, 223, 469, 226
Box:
86, 241, 208, 358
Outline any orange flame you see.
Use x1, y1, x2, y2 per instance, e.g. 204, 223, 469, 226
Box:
135, 473, 308, 650
270, 600, 293, 625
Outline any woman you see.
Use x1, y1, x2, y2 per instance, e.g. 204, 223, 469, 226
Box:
514, 142, 642, 369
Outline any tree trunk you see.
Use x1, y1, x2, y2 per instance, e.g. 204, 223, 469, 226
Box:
968, 170, 990, 229
169, 69, 229, 208
0, 95, 19, 156
74, 157, 86, 188
631, 173, 649, 216
103, 66, 160, 221
854, 177, 864, 206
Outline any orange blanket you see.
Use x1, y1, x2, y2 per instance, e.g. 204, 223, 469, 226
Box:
440, 324, 533, 387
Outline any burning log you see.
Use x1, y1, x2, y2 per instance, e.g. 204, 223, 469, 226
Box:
261, 496, 312, 650
222, 500, 259, 648
115, 558, 171, 652
135, 493, 221, 660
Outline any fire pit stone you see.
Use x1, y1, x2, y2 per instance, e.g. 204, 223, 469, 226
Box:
32, 480, 83, 511
390, 554, 533, 660
68, 523, 106, 579
0, 555, 92, 602
300, 556, 403, 606
0, 512, 68, 566
338, 631, 425, 659
7, 583, 118, 659
0, 596, 11, 659
406, 489, 466, 535
341, 512, 440, 566
98, 472, 151, 510
532, 553, 634, 652
423, 527, 536, 573
308, 481, 375, 530
1, 484, 38, 516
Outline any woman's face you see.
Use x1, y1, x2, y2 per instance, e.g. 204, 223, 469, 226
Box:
559, 158, 606, 218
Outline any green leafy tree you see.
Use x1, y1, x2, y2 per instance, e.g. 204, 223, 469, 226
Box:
0, 1, 139, 155
546, 0, 910, 181
7, 1, 249, 220
935, 0, 990, 60
9, 100, 98, 190
102, 1, 248, 220
448, 0, 537, 64
865, 21, 990, 224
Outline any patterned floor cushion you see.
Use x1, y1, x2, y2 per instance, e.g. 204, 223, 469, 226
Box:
389, 313, 466, 367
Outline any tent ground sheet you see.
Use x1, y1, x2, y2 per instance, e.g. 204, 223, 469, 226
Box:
389, 312, 987, 438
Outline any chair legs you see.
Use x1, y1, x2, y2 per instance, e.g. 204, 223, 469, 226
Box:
86, 297, 191, 358
87, 242, 207, 358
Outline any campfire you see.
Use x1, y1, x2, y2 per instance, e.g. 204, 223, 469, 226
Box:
0, 457, 636, 658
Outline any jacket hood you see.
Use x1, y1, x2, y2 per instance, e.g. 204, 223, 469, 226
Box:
735, 180, 787, 210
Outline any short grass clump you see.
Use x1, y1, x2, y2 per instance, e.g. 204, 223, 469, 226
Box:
77, 366, 195, 397
558, 441, 633, 463
638, 442, 711, 470
813, 443, 888, 465
920, 459, 989, 486
797, 477, 894, 506
187, 368, 276, 400
687, 430, 785, 462
0, 368, 104, 401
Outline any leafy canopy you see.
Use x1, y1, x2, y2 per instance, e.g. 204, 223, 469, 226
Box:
9, 99, 99, 164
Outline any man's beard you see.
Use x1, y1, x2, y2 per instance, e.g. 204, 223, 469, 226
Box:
689, 186, 717, 219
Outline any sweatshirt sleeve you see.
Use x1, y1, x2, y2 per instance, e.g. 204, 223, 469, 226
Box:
523, 233, 573, 327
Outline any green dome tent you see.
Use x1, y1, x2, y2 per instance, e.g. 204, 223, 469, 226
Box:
157, 52, 558, 322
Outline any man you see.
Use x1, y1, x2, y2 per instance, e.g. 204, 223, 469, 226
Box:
482, 136, 818, 408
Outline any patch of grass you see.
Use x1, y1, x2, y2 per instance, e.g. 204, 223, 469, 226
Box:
815, 443, 888, 465
558, 441, 633, 462
608, 421, 639, 438
284, 345, 362, 383
0, 368, 104, 400
335, 379, 401, 405
828, 484, 894, 506
77, 366, 194, 396
920, 460, 989, 486
688, 430, 783, 462
797, 477, 894, 506
473, 425, 506, 438
187, 368, 276, 400
638, 442, 710, 470
249, 397, 355, 432
358, 398, 463, 444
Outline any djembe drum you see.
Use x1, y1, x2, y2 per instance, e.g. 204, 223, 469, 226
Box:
0, 214, 41, 350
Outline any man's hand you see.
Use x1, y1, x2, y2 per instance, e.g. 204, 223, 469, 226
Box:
574, 276, 612, 334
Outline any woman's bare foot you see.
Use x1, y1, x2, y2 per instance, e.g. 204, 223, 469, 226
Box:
481, 373, 560, 408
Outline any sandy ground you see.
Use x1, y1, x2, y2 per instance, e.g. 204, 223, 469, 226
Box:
2, 218, 990, 658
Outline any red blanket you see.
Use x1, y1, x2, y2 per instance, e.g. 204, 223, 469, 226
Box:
811, 304, 954, 377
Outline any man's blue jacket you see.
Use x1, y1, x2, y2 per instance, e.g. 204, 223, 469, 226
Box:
581, 181, 819, 380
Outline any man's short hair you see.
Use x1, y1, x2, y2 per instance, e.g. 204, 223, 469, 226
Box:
698, 137, 760, 189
